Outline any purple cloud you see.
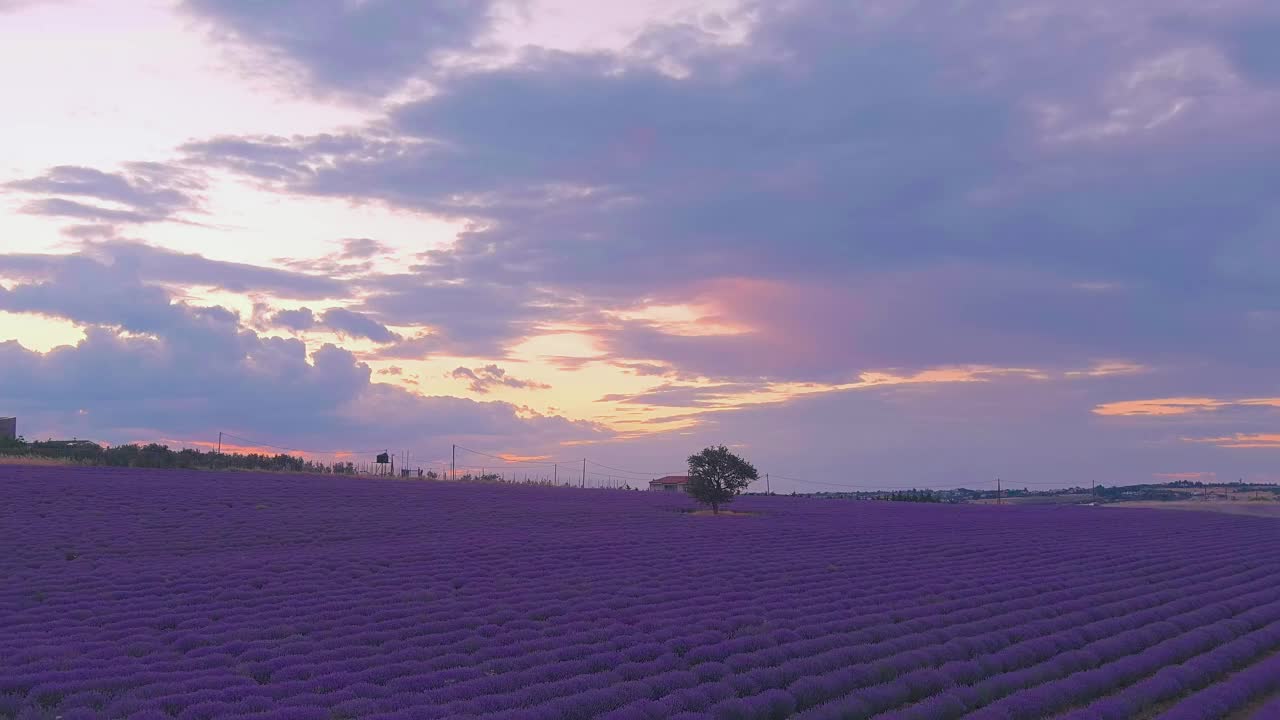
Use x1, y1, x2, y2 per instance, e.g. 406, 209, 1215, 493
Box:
177, 0, 1280, 388
262, 306, 400, 344
181, 0, 496, 96
450, 365, 552, 395
7, 164, 203, 226
0, 243, 344, 300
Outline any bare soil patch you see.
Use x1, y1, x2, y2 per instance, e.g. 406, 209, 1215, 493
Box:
1103, 500, 1280, 519
0, 456, 82, 466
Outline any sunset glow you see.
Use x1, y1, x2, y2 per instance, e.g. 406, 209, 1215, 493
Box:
2, 0, 1279, 489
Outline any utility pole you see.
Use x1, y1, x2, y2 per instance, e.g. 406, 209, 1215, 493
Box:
452, 444, 456, 482
997, 477, 1002, 506
766, 473, 770, 494
216, 431, 222, 455
582, 458, 586, 488
554, 463, 558, 485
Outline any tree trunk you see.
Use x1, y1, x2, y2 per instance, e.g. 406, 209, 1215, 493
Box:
712, 502, 719, 515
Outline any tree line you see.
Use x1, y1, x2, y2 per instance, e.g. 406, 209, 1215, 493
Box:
0, 435, 356, 474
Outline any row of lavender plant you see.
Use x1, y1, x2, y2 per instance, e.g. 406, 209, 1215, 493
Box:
1153, 650, 1280, 720
4, 464, 1278, 719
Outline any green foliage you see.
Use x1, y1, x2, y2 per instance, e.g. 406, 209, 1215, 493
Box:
883, 489, 942, 503
687, 445, 759, 513
0, 434, 27, 450
3, 440, 358, 474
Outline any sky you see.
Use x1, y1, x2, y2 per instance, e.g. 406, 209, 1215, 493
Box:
2, 0, 1279, 492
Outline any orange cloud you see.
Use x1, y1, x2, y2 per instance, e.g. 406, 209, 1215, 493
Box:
490, 453, 556, 463
1094, 396, 1280, 417
1093, 397, 1229, 416
1065, 361, 1146, 378
1153, 471, 1217, 480
1183, 434, 1280, 449
605, 297, 754, 337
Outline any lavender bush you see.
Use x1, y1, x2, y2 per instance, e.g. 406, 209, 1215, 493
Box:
2, 464, 1278, 719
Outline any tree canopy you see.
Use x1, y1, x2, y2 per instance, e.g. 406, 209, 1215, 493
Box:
687, 445, 759, 513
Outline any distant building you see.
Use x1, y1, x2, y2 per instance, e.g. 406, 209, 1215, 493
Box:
649, 475, 690, 492
0, 417, 15, 442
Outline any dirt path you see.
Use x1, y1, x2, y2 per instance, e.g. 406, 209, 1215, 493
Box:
1101, 501, 1280, 519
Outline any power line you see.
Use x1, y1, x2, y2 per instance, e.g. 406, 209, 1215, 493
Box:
218, 432, 385, 457
453, 444, 567, 467
770, 475, 953, 491
587, 459, 683, 477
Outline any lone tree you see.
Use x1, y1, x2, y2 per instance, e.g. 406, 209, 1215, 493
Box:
687, 445, 759, 514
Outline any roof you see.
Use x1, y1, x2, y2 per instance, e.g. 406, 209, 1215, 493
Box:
650, 475, 690, 485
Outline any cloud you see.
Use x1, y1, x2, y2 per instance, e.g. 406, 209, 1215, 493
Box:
181, 0, 497, 96
1184, 433, 1280, 449
0, 263, 602, 454
1224, 17, 1280, 84
1094, 396, 1280, 417
0, 262, 179, 334
0, 242, 344, 300
1153, 472, 1217, 481
355, 277, 575, 357
374, 332, 445, 361
7, 164, 203, 226
262, 306, 400, 343
565, 365, 1280, 489
0, 329, 602, 456
1094, 397, 1230, 417
18, 198, 155, 224
271, 236, 395, 278
339, 237, 389, 259
317, 308, 399, 343
0, 0, 65, 13
597, 383, 763, 408
450, 364, 551, 394
178, 0, 1280, 388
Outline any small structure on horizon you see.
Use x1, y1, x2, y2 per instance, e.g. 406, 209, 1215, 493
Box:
649, 475, 690, 492
0, 417, 15, 442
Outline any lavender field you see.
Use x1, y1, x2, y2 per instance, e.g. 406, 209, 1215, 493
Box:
3, 465, 1279, 720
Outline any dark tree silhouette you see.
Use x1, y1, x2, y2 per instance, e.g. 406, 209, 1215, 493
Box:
687, 445, 758, 514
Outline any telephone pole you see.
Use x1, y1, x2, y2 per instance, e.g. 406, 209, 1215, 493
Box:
554, 463, 558, 485
997, 477, 1002, 505
451, 444, 456, 482
582, 458, 586, 488
217, 432, 222, 455
766, 473, 770, 494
